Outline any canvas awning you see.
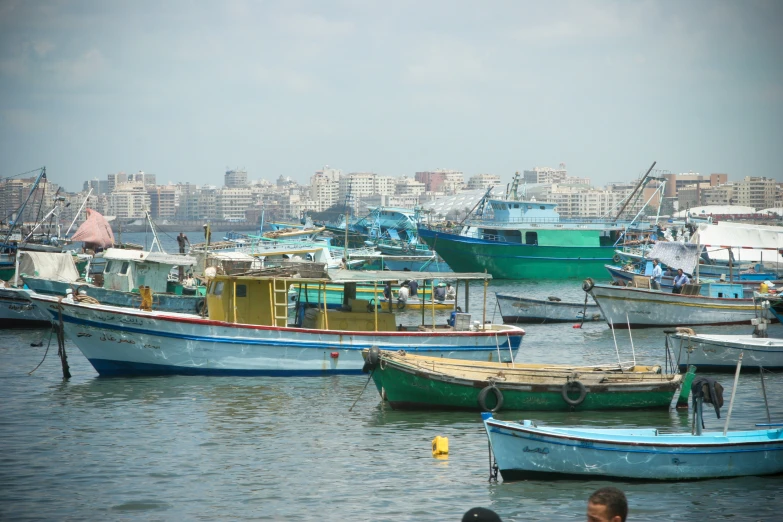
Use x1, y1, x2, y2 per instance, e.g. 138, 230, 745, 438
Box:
646, 242, 701, 273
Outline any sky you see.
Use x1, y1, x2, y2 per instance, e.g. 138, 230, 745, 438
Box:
1, 0, 782, 192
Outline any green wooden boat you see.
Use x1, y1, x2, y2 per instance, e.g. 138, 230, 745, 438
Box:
362, 349, 695, 412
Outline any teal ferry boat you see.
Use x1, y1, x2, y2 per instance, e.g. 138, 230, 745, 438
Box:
419, 184, 625, 279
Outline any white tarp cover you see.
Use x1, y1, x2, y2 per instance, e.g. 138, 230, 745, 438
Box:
17, 251, 80, 282
693, 222, 783, 264
646, 242, 701, 273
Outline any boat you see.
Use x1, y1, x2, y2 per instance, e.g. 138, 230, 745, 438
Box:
604, 264, 769, 297
586, 279, 766, 328
362, 349, 694, 412
482, 360, 783, 480
482, 413, 783, 481
28, 268, 525, 376
669, 301, 783, 370
0, 285, 51, 327
496, 294, 602, 324
671, 331, 783, 371
417, 176, 627, 280
23, 248, 204, 315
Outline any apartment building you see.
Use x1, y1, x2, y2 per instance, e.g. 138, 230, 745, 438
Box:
225, 169, 248, 188
109, 183, 150, 219
662, 173, 727, 198
415, 169, 464, 194
394, 177, 425, 198
734, 176, 777, 209
523, 165, 568, 184
467, 174, 501, 190
217, 187, 253, 221
148, 185, 178, 219
310, 167, 342, 211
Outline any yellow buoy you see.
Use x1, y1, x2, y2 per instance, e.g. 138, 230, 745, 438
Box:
432, 436, 449, 457
760, 282, 769, 294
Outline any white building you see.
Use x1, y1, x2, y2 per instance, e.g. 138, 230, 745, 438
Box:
109, 183, 151, 219
217, 187, 253, 221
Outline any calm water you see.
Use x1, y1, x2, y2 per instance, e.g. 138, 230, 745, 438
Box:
2, 233, 782, 520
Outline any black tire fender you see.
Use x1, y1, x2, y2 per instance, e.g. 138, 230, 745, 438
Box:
612, 254, 622, 263
196, 299, 206, 315
478, 384, 504, 412
562, 380, 587, 406
582, 278, 595, 292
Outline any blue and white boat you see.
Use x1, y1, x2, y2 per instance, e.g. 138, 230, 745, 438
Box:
482, 413, 783, 480
28, 269, 524, 376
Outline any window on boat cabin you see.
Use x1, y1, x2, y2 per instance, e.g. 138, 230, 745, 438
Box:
236, 284, 247, 297
212, 281, 224, 296
513, 204, 519, 208
105, 260, 115, 273
539, 206, 545, 210
120, 261, 130, 275
525, 232, 538, 245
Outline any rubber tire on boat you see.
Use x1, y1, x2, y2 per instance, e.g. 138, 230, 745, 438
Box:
75, 284, 90, 296
196, 299, 206, 315
362, 346, 382, 373
582, 278, 595, 292
290, 294, 297, 302
561, 381, 587, 406
613, 254, 622, 263
478, 385, 504, 412
397, 300, 406, 311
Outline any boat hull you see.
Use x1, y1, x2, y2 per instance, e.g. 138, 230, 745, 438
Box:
589, 284, 762, 328
0, 287, 51, 327
484, 417, 783, 480
418, 228, 614, 280
496, 294, 602, 324
373, 359, 687, 412
29, 294, 524, 377
673, 333, 783, 371
23, 276, 205, 315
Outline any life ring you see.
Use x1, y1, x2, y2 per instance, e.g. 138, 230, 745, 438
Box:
582, 278, 595, 292
196, 299, 206, 315
478, 384, 504, 412
561, 381, 587, 406
612, 254, 622, 263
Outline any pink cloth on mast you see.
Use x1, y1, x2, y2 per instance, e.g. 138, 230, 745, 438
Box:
71, 209, 115, 247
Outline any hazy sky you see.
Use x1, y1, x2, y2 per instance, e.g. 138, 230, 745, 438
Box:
1, 0, 781, 192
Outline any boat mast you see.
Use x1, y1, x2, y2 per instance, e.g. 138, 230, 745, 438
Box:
614, 161, 656, 221
2, 166, 46, 245
65, 188, 93, 237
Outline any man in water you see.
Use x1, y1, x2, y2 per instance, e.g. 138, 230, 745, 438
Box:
587, 487, 627, 522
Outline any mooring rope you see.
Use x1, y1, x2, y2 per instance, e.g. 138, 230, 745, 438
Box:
28, 326, 55, 375
348, 369, 375, 412
56, 298, 71, 379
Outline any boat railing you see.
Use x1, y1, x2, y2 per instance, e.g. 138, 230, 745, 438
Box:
464, 216, 623, 227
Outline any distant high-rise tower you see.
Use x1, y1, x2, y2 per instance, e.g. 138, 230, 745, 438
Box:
225, 168, 248, 188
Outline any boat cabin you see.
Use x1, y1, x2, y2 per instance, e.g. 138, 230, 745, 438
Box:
205, 268, 495, 332
102, 248, 197, 293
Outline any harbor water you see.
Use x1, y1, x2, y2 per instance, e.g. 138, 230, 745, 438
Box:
2, 233, 782, 520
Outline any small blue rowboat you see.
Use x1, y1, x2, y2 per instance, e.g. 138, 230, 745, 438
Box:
482, 413, 783, 480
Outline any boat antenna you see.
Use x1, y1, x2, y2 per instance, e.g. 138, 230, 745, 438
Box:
723, 352, 743, 436
614, 161, 656, 221
608, 318, 622, 368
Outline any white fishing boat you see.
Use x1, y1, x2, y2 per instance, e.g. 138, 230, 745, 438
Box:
586, 280, 762, 328
28, 268, 525, 376
671, 331, 783, 371
0, 285, 51, 327
496, 294, 602, 324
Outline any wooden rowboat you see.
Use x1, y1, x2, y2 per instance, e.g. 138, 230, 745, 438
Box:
362, 349, 694, 412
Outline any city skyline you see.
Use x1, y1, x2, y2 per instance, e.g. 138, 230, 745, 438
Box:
2, 1, 782, 192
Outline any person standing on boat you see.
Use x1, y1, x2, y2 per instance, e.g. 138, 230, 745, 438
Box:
672, 268, 690, 294
397, 282, 410, 304
383, 281, 392, 300
651, 259, 663, 290
587, 487, 627, 522
407, 279, 418, 298
177, 232, 190, 254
